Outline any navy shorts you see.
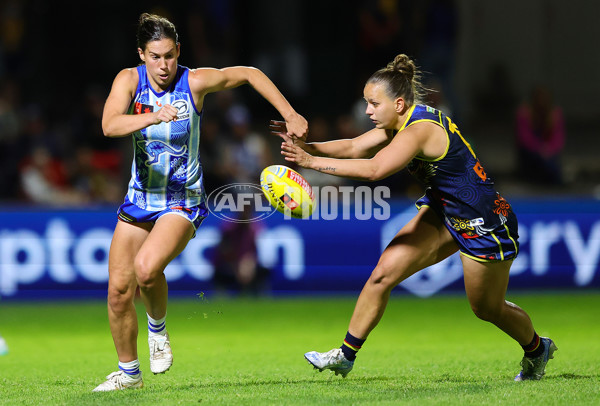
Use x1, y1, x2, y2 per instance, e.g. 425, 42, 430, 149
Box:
117, 198, 208, 237
416, 193, 519, 262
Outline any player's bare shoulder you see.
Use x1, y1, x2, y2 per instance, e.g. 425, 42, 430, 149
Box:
404, 121, 447, 160
110, 67, 139, 97
187, 68, 221, 93
113, 67, 138, 82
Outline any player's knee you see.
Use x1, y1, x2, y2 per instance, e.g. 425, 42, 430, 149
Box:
368, 250, 416, 290
470, 302, 502, 323
134, 257, 159, 289
368, 262, 399, 291
107, 284, 134, 313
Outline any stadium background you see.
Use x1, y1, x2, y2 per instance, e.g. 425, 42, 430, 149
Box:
0, 0, 599, 300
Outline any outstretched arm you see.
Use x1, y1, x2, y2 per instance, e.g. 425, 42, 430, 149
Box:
271, 122, 393, 159
281, 126, 423, 181
189, 67, 308, 140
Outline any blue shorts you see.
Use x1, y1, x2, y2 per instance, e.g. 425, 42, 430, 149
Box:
117, 198, 208, 237
416, 194, 519, 262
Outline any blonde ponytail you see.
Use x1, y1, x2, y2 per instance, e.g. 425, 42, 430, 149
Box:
368, 54, 426, 106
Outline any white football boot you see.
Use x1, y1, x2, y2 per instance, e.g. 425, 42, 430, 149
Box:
149, 332, 173, 374
305, 348, 354, 378
92, 371, 143, 392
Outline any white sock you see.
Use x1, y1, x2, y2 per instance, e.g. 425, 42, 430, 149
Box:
118, 359, 141, 379
147, 313, 167, 336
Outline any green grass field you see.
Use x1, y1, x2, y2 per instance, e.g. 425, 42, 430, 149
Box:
0, 292, 599, 405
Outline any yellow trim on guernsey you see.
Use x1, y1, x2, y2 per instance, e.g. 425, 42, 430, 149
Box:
399, 107, 449, 162
398, 105, 417, 131
504, 224, 519, 257
490, 232, 504, 261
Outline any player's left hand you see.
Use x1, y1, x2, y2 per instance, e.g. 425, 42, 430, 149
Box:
270, 120, 290, 141
281, 139, 312, 168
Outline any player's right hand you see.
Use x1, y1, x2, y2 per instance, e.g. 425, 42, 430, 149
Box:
154, 104, 179, 124
285, 113, 308, 141
270, 120, 307, 149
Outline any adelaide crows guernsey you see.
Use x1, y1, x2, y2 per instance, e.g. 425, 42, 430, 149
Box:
404, 105, 515, 235
126, 65, 204, 211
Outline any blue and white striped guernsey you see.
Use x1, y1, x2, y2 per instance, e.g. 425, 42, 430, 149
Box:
126, 64, 204, 211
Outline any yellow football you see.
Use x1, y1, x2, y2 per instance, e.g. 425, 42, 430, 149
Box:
260, 165, 314, 218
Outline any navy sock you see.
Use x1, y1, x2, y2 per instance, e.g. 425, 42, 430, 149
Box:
522, 332, 544, 358
340, 331, 365, 361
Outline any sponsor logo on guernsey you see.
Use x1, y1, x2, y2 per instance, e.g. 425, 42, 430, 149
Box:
137, 140, 187, 165
468, 217, 484, 227
134, 102, 154, 115
172, 99, 190, 120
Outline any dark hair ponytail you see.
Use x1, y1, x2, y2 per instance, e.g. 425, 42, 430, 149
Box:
136, 13, 178, 50
367, 54, 426, 106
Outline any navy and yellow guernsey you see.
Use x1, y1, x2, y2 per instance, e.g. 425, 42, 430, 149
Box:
403, 105, 519, 262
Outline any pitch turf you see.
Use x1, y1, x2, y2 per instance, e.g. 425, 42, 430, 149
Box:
0, 292, 598, 405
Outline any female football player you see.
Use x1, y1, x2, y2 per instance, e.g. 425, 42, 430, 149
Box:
276, 54, 556, 381
93, 13, 307, 392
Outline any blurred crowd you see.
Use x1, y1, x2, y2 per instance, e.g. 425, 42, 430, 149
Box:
0, 78, 126, 206
0, 0, 578, 207
0, 0, 460, 206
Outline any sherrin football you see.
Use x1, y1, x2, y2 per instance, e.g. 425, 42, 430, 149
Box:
260, 165, 314, 218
